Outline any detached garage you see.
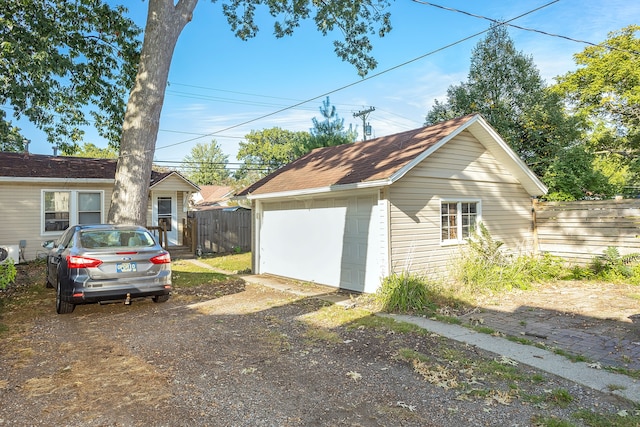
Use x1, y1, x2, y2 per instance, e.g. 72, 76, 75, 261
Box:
237, 114, 548, 293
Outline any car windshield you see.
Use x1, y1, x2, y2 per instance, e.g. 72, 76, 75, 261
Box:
79, 230, 156, 249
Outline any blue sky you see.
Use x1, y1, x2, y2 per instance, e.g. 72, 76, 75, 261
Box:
20, 0, 640, 170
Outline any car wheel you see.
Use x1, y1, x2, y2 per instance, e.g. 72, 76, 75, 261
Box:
56, 283, 75, 314
152, 294, 170, 303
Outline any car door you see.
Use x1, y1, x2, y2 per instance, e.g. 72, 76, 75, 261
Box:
48, 227, 76, 286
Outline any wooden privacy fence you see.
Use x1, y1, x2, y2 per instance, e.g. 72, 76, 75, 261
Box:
534, 198, 640, 264
190, 209, 251, 254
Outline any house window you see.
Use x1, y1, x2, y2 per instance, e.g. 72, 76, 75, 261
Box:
78, 192, 102, 224
42, 190, 103, 234
44, 191, 70, 231
441, 201, 479, 244
157, 197, 173, 231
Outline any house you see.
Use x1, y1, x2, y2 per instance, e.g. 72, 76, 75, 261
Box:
0, 152, 199, 261
237, 114, 548, 293
191, 185, 234, 210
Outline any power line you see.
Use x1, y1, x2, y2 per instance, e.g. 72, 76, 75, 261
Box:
412, 0, 640, 56
153, 0, 559, 154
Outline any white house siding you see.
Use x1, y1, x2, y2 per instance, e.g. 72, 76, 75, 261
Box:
388, 131, 534, 278
0, 181, 113, 261
147, 175, 196, 246
257, 191, 384, 293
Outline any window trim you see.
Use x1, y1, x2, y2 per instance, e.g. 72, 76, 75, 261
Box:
440, 198, 481, 246
41, 190, 105, 236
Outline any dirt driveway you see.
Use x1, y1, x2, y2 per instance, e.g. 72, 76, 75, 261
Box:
1, 273, 639, 426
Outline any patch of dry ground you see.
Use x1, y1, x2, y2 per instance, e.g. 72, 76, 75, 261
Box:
1, 265, 639, 426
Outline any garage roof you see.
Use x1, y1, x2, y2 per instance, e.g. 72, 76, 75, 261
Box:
238, 114, 548, 199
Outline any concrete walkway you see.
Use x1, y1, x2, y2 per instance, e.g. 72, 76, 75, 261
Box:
382, 314, 640, 404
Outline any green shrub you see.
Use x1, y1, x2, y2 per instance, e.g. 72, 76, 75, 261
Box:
375, 271, 436, 313
587, 247, 640, 283
0, 262, 17, 290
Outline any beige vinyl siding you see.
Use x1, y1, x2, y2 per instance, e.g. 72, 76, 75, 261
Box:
389, 131, 534, 278
153, 174, 195, 192
148, 176, 197, 245
0, 181, 112, 261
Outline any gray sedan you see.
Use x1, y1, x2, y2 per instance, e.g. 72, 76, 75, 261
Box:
45, 224, 172, 314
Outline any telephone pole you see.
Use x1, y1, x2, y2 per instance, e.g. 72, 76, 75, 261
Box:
353, 107, 375, 141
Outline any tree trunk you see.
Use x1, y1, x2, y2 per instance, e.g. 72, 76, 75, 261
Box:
107, 0, 198, 225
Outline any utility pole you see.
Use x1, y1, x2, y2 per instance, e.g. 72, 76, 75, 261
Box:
353, 107, 375, 141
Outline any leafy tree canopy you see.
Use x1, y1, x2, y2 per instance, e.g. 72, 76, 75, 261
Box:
182, 140, 231, 185
235, 128, 311, 180
543, 145, 614, 201
553, 25, 640, 153
223, 0, 392, 77
308, 96, 357, 150
425, 23, 580, 177
68, 142, 118, 159
0, 0, 141, 153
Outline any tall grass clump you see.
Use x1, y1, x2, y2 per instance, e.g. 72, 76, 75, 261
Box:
374, 271, 437, 313
452, 223, 564, 293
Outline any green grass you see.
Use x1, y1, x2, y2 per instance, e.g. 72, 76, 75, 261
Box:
197, 252, 252, 273
171, 260, 230, 288
573, 409, 640, 426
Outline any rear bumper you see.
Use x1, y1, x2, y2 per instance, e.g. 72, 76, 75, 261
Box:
66, 275, 171, 304
69, 286, 171, 304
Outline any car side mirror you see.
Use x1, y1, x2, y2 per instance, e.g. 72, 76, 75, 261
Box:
42, 240, 55, 250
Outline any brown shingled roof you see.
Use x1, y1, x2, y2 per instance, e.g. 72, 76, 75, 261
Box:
0, 152, 195, 188
238, 114, 476, 197
0, 152, 117, 179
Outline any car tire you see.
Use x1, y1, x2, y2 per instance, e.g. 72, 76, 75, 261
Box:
152, 294, 170, 303
56, 283, 75, 314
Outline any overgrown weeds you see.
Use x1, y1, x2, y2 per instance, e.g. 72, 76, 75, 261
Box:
565, 246, 640, 284
451, 223, 565, 294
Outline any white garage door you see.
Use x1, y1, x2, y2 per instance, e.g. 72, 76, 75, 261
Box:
258, 193, 382, 293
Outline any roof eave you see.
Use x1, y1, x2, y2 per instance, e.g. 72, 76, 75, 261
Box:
150, 171, 200, 191
244, 179, 389, 201
0, 177, 114, 184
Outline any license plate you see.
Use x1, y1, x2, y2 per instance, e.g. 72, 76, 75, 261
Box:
116, 262, 137, 273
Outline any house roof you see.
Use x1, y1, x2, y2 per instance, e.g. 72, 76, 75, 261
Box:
0, 152, 199, 190
0, 152, 117, 179
237, 114, 547, 199
196, 185, 234, 204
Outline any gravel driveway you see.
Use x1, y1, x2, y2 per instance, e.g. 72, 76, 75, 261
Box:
1, 278, 638, 426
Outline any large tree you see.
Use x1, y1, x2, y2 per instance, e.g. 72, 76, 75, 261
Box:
425, 23, 580, 177
553, 25, 640, 152
553, 25, 640, 193
182, 140, 231, 185
108, 0, 393, 225
0, 1, 141, 152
